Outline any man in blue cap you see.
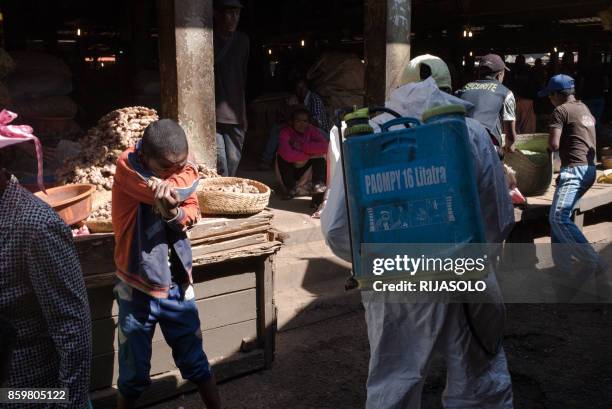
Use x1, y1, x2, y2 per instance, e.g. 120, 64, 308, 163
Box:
539, 74, 605, 275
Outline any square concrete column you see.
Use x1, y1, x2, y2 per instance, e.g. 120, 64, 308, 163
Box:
157, 0, 217, 167
364, 0, 412, 105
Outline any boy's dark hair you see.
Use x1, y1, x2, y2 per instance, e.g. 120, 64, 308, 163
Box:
553, 88, 575, 97
141, 119, 189, 160
290, 105, 310, 121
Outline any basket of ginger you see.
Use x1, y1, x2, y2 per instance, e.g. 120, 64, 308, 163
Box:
197, 177, 271, 215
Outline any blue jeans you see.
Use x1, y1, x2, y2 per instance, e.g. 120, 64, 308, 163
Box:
114, 282, 212, 400
216, 123, 246, 176
549, 165, 600, 270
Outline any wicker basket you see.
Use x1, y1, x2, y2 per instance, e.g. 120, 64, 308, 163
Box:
503, 134, 553, 196
197, 177, 271, 215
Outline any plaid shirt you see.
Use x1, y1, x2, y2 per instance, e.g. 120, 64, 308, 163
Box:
305, 91, 332, 132
0, 175, 91, 408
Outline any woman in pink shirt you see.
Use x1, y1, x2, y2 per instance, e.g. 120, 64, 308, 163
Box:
277, 107, 329, 199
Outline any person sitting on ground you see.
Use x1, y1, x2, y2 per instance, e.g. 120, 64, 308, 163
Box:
260, 78, 330, 170
277, 106, 329, 199
112, 119, 221, 409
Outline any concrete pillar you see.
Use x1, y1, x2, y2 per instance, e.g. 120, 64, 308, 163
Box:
364, 0, 412, 105
157, 0, 216, 168
385, 0, 412, 97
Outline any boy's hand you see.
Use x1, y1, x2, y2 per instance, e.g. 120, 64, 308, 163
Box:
149, 178, 180, 219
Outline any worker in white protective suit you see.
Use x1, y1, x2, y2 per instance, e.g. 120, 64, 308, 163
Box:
320, 55, 515, 409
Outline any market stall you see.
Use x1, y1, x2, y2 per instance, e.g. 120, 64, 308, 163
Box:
81, 211, 280, 408
22, 104, 281, 407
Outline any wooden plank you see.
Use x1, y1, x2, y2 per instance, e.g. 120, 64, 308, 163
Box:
90, 350, 266, 408
188, 211, 273, 241
85, 273, 116, 290
90, 319, 259, 391
76, 235, 116, 276
191, 233, 270, 257
577, 184, 612, 212
190, 224, 271, 246
91, 288, 257, 356
88, 269, 257, 321
257, 255, 276, 368
193, 241, 282, 266
74, 233, 114, 242
513, 177, 612, 223
84, 248, 278, 290
192, 269, 257, 298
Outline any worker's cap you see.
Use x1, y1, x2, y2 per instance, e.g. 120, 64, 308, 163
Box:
537, 74, 575, 97
214, 0, 243, 9
479, 54, 509, 73
401, 54, 452, 91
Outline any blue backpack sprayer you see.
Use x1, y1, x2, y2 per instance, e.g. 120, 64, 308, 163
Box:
335, 104, 486, 289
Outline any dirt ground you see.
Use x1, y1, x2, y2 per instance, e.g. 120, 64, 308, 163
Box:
149, 303, 612, 409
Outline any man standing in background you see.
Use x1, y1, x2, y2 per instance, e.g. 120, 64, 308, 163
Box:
456, 54, 518, 158
214, 0, 249, 176
539, 74, 606, 276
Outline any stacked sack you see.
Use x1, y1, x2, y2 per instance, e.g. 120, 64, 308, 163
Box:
307, 52, 365, 123
5, 51, 81, 139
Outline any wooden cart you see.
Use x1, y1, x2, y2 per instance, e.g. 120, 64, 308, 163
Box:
78, 211, 281, 408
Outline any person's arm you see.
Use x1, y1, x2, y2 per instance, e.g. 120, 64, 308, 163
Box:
25, 218, 91, 408
277, 127, 310, 163
115, 150, 201, 204
549, 128, 562, 152
147, 167, 201, 231
160, 189, 200, 232
466, 119, 515, 243
311, 95, 330, 131
548, 107, 564, 152
302, 127, 329, 156
502, 92, 517, 151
